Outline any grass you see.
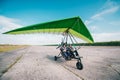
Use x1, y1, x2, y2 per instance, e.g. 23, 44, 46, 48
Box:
77, 41, 120, 46
0, 45, 26, 53
46, 41, 120, 46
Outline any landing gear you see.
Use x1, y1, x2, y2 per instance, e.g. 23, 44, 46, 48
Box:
55, 30, 84, 70
54, 56, 57, 61
76, 58, 83, 70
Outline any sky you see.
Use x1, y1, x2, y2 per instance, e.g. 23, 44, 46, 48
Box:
0, 0, 120, 45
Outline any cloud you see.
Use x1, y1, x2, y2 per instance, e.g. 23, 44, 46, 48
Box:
89, 25, 100, 32
0, 33, 63, 45
85, 0, 120, 25
85, 0, 120, 42
85, 0, 120, 31
0, 15, 22, 33
93, 32, 120, 42
92, 0, 120, 20
109, 21, 120, 26
0, 15, 64, 45
91, 6, 119, 20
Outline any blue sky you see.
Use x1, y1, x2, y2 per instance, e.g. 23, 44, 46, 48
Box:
0, 0, 120, 45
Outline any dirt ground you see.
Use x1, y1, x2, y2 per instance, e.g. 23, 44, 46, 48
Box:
0, 46, 120, 80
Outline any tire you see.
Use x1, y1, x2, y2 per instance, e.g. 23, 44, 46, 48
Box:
54, 56, 57, 61
76, 62, 83, 70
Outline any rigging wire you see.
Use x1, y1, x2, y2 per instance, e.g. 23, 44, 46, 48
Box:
69, 32, 78, 44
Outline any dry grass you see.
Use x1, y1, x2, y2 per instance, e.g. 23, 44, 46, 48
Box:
0, 45, 26, 53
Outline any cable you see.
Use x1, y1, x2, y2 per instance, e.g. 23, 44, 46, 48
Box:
69, 32, 78, 44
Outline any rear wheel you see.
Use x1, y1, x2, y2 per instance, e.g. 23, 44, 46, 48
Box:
54, 56, 57, 61
76, 62, 83, 70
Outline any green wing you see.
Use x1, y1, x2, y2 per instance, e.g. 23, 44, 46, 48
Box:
3, 16, 94, 43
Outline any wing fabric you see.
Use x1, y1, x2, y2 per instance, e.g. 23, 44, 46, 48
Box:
3, 17, 94, 43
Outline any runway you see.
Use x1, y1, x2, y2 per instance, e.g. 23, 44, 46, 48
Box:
0, 46, 120, 80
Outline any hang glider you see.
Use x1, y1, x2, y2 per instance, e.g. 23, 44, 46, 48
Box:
3, 16, 94, 43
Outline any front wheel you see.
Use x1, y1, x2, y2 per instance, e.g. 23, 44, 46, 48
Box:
54, 56, 57, 61
76, 62, 83, 70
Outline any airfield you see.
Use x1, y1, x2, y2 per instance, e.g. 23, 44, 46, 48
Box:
0, 46, 120, 80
